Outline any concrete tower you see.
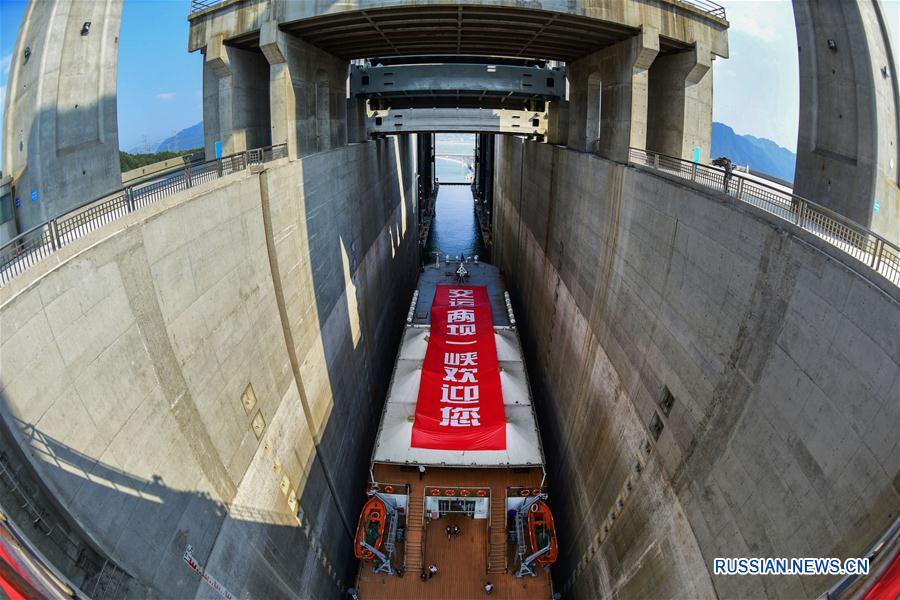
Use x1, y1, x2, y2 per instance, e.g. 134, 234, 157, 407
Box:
1, 0, 123, 239
793, 0, 899, 242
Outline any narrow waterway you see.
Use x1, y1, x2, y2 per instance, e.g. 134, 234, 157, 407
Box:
424, 185, 489, 263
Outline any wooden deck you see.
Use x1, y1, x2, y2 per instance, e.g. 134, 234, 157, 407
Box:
356, 464, 553, 599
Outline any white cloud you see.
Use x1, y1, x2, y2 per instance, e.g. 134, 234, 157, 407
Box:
1, 53, 11, 76
720, 0, 790, 43
713, 2, 800, 152
156, 92, 177, 101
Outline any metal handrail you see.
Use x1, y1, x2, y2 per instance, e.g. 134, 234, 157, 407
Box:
0, 144, 287, 288
189, 0, 225, 13
188, 0, 725, 19
678, 0, 727, 19
627, 147, 900, 286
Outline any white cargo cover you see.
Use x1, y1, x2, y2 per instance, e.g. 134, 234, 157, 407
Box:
372, 326, 544, 466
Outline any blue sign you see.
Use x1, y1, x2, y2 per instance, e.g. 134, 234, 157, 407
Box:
693, 146, 701, 164
215, 140, 222, 159
30, 188, 38, 202
14, 197, 20, 209
873, 202, 881, 214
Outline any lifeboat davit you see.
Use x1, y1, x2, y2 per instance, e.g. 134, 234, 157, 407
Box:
526, 500, 558, 566
354, 496, 387, 560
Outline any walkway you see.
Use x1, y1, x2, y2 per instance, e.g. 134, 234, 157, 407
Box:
0, 145, 286, 288
628, 148, 900, 286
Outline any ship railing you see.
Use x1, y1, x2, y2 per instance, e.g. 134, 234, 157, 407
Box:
0, 144, 287, 289
627, 147, 900, 287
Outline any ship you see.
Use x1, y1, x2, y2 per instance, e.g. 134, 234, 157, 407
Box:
354, 257, 558, 599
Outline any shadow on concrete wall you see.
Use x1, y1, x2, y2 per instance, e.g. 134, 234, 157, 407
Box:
295, 135, 419, 587
0, 136, 421, 598
0, 397, 352, 598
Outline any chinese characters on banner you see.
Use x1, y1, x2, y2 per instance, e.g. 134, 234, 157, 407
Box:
411, 286, 506, 450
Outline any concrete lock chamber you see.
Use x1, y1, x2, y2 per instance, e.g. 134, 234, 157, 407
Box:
0, 0, 897, 599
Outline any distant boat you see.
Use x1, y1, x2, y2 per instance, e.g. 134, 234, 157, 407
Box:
527, 499, 558, 566
354, 495, 387, 560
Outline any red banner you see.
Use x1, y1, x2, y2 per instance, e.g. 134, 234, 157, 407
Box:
411, 285, 506, 450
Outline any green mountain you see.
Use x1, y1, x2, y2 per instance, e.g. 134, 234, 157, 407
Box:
133, 120, 796, 184
711, 122, 796, 183
155, 122, 204, 152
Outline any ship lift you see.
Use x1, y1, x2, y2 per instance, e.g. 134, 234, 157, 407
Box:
358, 490, 400, 576
514, 493, 551, 578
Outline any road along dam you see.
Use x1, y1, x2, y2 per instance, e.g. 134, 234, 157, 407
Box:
0, 0, 898, 598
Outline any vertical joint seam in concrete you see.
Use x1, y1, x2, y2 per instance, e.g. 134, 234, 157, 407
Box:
256, 168, 354, 541
116, 229, 237, 503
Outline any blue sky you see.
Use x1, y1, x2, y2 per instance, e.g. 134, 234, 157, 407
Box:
1, 0, 203, 155
1, 0, 897, 160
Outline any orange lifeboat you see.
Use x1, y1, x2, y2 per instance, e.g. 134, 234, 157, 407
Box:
526, 500, 558, 566
354, 495, 387, 560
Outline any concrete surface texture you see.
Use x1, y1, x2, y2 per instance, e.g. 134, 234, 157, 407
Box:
0, 178, 15, 245
793, 0, 900, 243
1, 0, 123, 239
647, 45, 714, 164
188, 0, 729, 61
189, 0, 727, 161
566, 29, 659, 159
491, 136, 899, 598
0, 137, 418, 598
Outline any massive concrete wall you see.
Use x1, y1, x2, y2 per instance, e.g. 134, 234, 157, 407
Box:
1, 0, 123, 239
0, 137, 418, 598
492, 137, 899, 598
793, 0, 899, 243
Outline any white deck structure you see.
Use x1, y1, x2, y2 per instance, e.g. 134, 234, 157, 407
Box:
371, 261, 544, 467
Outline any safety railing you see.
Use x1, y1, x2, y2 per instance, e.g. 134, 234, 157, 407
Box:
187, 0, 726, 19
627, 147, 900, 286
189, 0, 225, 13
679, 0, 727, 19
0, 144, 287, 288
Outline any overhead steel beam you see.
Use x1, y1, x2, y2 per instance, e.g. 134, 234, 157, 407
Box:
350, 63, 564, 101
367, 107, 547, 135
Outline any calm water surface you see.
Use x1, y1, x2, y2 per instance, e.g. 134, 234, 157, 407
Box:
424, 185, 489, 263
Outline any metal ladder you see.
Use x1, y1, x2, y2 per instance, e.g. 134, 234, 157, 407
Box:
514, 494, 548, 578
382, 501, 400, 560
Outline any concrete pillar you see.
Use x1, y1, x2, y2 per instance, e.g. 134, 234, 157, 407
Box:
647, 44, 713, 162
203, 35, 271, 159
567, 29, 658, 160
256, 28, 348, 158
546, 100, 569, 146
0, 177, 16, 246
416, 133, 435, 201
793, 0, 899, 241
260, 20, 297, 159
347, 97, 368, 144
2, 0, 123, 236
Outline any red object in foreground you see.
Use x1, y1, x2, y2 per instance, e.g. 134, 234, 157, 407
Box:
527, 501, 558, 567
863, 550, 900, 600
354, 496, 387, 561
0, 519, 59, 600
411, 285, 506, 450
